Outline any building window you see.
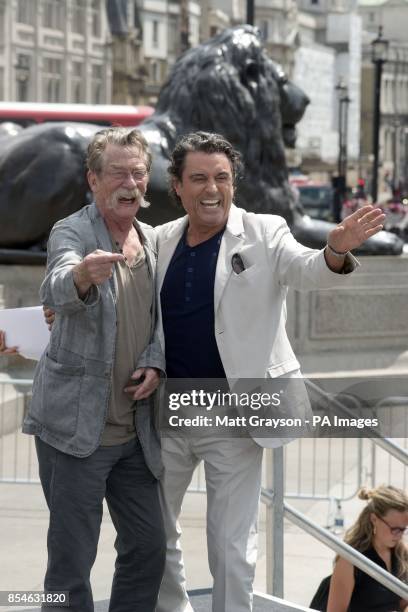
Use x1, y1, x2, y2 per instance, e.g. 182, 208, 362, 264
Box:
405, 81, 408, 113
133, 1, 140, 28
0, 66, 4, 100
259, 20, 268, 42
369, 12, 375, 23
72, 0, 86, 35
384, 130, 392, 161
168, 18, 177, 54
0, 2, 5, 48
17, 0, 36, 25
383, 78, 390, 113
43, 0, 64, 30
91, 0, 101, 37
72, 61, 83, 102
15, 53, 31, 101
17, 75, 29, 101
150, 61, 159, 83
381, 78, 387, 112
91, 64, 103, 103
43, 57, 62, 101
152, 20, 159, 47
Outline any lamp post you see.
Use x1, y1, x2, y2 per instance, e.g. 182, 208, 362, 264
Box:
247, 0, 255, 25
333, 78, 351, 222
371, 26, 389, 203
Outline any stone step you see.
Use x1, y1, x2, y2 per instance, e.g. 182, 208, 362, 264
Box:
188, 590, 315, 611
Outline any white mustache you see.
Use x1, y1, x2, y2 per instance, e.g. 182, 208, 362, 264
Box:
115, 189, 141, 201
108, 188, 150, 210
117, 188, 151, 209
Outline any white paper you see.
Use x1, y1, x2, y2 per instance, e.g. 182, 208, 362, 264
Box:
0, 306, 49, 360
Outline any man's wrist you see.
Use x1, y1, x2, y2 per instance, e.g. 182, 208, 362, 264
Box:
326, 243, 348, 258
72, 263, 92, 299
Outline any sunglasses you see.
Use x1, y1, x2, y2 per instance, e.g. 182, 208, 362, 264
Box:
376, 514, 408, 536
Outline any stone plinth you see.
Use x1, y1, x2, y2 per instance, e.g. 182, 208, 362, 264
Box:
287, 254, 408, 376
0, 264, 45, 308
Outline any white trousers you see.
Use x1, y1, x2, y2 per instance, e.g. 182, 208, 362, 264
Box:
156, 436, 264, 612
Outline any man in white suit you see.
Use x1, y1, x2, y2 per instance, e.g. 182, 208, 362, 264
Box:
149, 132, 385, 612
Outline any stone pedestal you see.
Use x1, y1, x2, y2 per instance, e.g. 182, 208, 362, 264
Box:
286, 254, 408, 376
0, 264, 45, 308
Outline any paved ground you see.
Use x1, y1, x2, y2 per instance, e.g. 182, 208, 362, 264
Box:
0, 449, 370, 612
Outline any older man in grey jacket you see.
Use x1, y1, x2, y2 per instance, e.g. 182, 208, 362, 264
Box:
22, 128, 166, 612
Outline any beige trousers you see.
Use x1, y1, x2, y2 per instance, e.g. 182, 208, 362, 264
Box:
156, 436, 263, 612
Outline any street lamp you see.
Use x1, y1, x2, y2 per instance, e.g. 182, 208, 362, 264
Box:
332, 78, 351, 222
371, 25, 389, 203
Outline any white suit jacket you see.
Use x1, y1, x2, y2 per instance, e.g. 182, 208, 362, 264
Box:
155, 204, 357, 381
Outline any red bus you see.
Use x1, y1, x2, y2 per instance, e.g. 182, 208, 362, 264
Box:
0, 102, 154, 128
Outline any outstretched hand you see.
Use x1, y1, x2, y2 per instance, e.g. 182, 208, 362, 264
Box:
328, 205, 385, 253
73, 249, 125, 298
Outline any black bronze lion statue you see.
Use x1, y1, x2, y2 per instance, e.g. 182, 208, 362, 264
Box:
0, 26, 402, 263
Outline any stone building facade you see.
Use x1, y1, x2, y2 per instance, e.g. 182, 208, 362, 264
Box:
0, 0, 112, 103
358, 0, 408, 196
106, 0, 201, 105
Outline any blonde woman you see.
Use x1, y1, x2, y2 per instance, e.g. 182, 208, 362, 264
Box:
327, 485, 408, 612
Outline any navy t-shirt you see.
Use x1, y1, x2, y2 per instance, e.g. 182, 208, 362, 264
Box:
160, 228, 226, 379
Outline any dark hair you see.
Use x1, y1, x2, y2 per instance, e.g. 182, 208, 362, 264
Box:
168, 131, 243, 205
87, 127, 152, 174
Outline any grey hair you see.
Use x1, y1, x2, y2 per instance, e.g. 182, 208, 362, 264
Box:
86, 127, 152, 174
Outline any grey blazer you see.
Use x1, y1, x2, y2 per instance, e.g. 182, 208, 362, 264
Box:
23, 203, 165, 479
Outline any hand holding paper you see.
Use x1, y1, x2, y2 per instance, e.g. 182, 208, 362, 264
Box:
0, 330, 18, 354
0, 306, 49, 360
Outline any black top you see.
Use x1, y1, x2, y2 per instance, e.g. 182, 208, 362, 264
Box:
348, 546, 401, 612
160, 228, 226, 379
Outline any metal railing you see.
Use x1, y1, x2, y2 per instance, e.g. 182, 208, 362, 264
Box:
188, 437, 365, 502
262, 435, 408, 603
261, 382, 408, 601
283, 437, 364, 502
284, 499, 408, 600
0, 378, 364, 496
0, 378, 37, 483
370, 435, 408, 491
1, 378, 407, 497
